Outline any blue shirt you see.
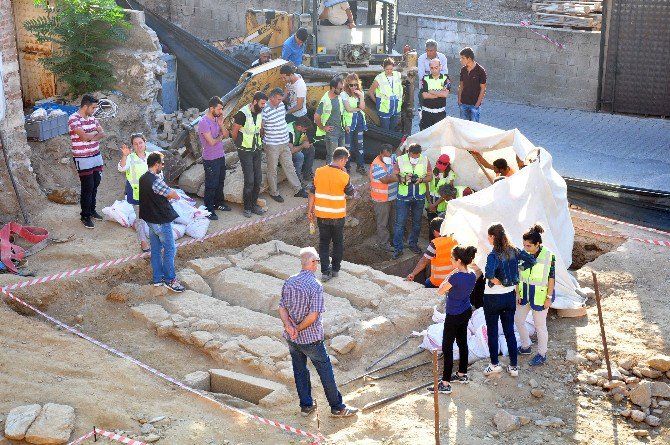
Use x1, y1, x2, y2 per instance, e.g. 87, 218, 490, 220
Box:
282, 36, 304, 67
371, 155, 398, 201
446, 271, 477, 315
279, 270, 325, 344
484, 248, 536, 287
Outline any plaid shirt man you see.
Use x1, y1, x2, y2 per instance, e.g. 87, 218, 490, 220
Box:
150, 172, 172, 197
279, 270, 325, 344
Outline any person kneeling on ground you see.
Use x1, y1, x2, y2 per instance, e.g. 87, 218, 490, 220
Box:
405, 217, 458, 288
288, 116, 315, 186
278, 246, 358, 417
429, 245, 481, 394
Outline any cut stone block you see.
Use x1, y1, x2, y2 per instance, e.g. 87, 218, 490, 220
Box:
178, 163, 205, 194
330, 335, 356, 354
183, 371, 210, 391
130, 304, 170, 326
251, 254, 300, 280
209, 369, 286, 404
178, 268, 212, 296
361, 268, 424, 294
190, 331, 215, 347
5, 404, 41, 440
321, 270, 386, 309
339, 260, 373, 277
238, 336, 289, 360
24, 403, 75, 445
210, 268, 284, 315
186, 257, 232, 278
384, 288, 437, 332
321, 294, 360, 338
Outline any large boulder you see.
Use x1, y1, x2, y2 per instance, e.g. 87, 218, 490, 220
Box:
321, 270, 386, 309
178, 163, 205, 194
187, 256, 232, 278
24, 403, 75, 445
4, 404, 41, 440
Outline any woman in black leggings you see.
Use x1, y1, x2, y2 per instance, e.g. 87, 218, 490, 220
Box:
431, 245, 481, 394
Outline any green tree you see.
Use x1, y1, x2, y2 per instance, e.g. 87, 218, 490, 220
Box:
24, 0, 129, 98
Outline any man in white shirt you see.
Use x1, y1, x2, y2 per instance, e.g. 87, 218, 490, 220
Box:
319, 0, 355, 28
417, 39, 449, 79
280, 64, 307, 122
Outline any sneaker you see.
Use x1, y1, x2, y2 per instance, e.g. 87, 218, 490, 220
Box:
427, 382, 452, 394
331, 406, 358, 417
216, 203, 232, 212
332, 270, 339, 278
81, 217, 94, 229
483, 363, 503, 376
377, 243, 394, 252
270, 194, 284, 203
301, 403, 317, 417
252, 205, 267, 215
507, 365, 519, 377
91, 211, 103, 221
294, 189, 308, 198
409, 244, 422, 255
207, 212, 219, 221
243, 210, 252, 218
450, 373, 470, 384
356, 165, 367, 175
153, 281, 163, 287
392, 250, 402, 260
321, 270, 333, 282
518, 345, 532, 355
164, 278, 185, 293
529, 354, 547, 367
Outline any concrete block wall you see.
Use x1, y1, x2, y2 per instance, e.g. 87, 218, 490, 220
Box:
396, 13, 601, 110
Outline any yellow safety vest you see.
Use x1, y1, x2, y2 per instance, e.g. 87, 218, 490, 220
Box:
315, 92, 345, 137
239, 105, 262, 150
426, 171, 456, 212
422, 74, 448, 112
518, 246, 555, 310
287, 121, 307, 146
125, 152, 148, 201
342, 94, 367, 128
374, 71, 403, 116
397, 153, 428, 198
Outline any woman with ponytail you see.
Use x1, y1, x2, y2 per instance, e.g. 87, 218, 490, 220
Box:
430, 245, 481, 394
482, 223, 536, 378
515, 224, 556, 366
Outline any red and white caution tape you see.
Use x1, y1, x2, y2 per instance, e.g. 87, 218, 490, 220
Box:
68, 428, 150, 445
1, 286, 323, 443
520, 21, 565, 49
572, 208, 670, 236
575, 226, 670, 248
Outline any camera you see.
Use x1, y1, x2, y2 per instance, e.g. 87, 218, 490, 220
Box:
410, 174, 420, 184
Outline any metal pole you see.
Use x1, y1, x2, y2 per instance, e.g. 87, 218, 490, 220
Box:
366, 335, 410, 371
362, 380, 432, 411
341, 349, 425, 386
592, 271, 612, 380
367, 358, 432, 381
432, 349, 441, 445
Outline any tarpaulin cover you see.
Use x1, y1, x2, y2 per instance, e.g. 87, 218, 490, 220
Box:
403, 117, 585, 309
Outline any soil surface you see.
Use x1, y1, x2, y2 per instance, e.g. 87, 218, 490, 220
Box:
396, 0, 533, 24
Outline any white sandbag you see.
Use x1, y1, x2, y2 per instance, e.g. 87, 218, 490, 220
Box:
432, 306, 446, 323
185, 217, 210, 240
174, 188, 197, 206
172, 223, 187, 240
171, 199, 210, 225
102, 199, 136, 227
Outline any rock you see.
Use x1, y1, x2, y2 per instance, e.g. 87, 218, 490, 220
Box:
140, 423, 155, 434
190, 331, 215, 347
210, 267, 284, 315
618, 357, 637, 370
130, 304, 171, 326
187, 257, 232, 278
531, 388, 545, 398
144, 433, 161, 443
603, 380, 626, 390
630, 410, 646, 422
47, 189, 79, 205
493, 409, 520, 432
238, 336, 289, 360
629, 381, 653, 408
179, 163, 205, 194
190, 319, 218, 332
633, 429, 649, 437
647, 354, 670, 372
612, 393, 625, 402
594, 368, 622, 380
620, 409, 631, 418
534, 416, 565, 428
658, 400, 670, 407
24, 403, 75, 444
638, 366, 663, 379
650, 381, 670, 398
258, 386, 294, 408
330, 335, 356, 355
5, 404, 41, 440
148, 416, 166, 424
178, 268, 212, 296
529, 378, 539, 389
586, 352, 600, 362
566, 349, 587, 364
645, 415, 661, 427
519, 416, 531, 426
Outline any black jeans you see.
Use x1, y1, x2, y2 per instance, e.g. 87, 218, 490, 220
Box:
419, 110, 447, 131
317, 217, 345, 274
203, 156, 226, 211
483, 290, 518, 366
79, 171, 101, 218
442, 307, 472, 381
238, 149, 262, 211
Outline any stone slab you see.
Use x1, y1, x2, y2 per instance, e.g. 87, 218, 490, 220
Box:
130, 304, 171, 326
178, 268, 212, 296
238, 336, 289, 360
186, 257, 232, 278
24, 403, 75, 445
251, 254, 300, 280
183, 371, 210, 391
5, 404, 41, 440
321, 271, 386, 309
210, 267, 284, 315
209, 369, 285, 404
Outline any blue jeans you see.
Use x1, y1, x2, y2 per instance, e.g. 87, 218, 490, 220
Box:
393, 198, 424, 252
147, 222, 176, 284
292, 151, 304, 181
302, 144, 315, 179
203, 156, 226, 211
379, 113, 400, 131
483, 290, 518, 366
287, 340, 345, 410
424, 278, 438, 288
345, 117, 366, 169
459, 104, 480, 122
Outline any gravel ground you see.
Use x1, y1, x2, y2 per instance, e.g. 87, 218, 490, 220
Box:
397, 0, 533, 24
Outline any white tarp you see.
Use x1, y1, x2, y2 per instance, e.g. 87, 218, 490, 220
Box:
402, 117, 585, 309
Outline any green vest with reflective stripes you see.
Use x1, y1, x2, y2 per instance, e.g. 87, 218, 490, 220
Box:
427, 171, 457, 212
316, 92, 344, 137
287, 121, 306, 146
518, 246, 555, 310
397, 153, 428, 197
342, 94, 366, 128
423, 74, 448, 109
125, 153, 148, 201
239, 105, 262, 150
374, 71, 403, 115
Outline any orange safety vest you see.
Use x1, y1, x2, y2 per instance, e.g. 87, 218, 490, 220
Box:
369, 156, 391, 202
429, 235, 458, 286
313, 165, 349, 219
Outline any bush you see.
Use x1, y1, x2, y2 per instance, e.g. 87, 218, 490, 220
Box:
24, 0, 130, 98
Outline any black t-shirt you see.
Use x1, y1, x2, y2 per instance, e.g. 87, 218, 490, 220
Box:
421, 74, 450, 110
459, 63, 487, 106
233, 109, 260, 146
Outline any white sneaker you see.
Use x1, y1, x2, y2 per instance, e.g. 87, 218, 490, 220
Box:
507, 365, 519, 377
483, 363, 503, 376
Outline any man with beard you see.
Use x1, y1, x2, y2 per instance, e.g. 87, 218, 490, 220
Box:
198, 96, 231, 221
231, 91, 268, 218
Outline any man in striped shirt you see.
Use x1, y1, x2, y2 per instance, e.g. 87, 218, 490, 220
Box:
68, 94, 105, 229
262, 87, 308, 203
278, 247, 358, 418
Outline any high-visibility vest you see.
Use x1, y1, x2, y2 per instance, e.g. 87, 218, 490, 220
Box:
342, 93, 367, 128
125, 152, 148, 201
369, 156, 393, 202
518, 246, 555, 310
422, 74, 448, 111
315, 92, 345, 137
426, 171, 456, 212
287, 121, 307, 146
454, 185, 468, 197
238, 105, 262, 150
429, 235, 458, 286
374, 71, 403, 116
313, 165, 349, 219
397, 153, 428, 198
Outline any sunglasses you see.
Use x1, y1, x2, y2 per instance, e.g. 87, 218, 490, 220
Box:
312, 259, 321, 263
348, 84, 358, 87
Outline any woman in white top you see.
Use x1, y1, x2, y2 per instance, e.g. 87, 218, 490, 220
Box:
340, 72, 367, 175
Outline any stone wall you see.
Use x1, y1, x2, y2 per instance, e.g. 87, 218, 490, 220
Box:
395, 13, 601, 110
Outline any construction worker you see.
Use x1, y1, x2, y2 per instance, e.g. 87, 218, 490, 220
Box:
288, 116, 315, 185
369, 144, 398, 252
231, 91, 267, 218
307, 147, 354, 282
251, 48, 272, 67
405, 217, 458, 288
419, 58, 451, 131
341, 72, 367, 175
282, 27, 309, 67
315, 77, 345, 164
515, 224, 556, 367
368, 58, 403, 131
118, 133, 150, 252
392, 143, 432, 259
426, 154, 456, 240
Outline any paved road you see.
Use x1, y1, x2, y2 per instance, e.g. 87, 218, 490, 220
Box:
413, 99, 670, 192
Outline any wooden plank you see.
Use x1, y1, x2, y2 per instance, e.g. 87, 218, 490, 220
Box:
534, 12, 595, 26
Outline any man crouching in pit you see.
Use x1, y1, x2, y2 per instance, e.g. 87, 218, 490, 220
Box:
278, 246, 359, 418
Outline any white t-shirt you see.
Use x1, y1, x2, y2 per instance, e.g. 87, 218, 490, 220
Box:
319, 1, 350, 25
417, 51, 449, 80
286, 74, 307, 117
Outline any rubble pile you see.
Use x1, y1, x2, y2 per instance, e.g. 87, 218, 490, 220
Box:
153, 108, 200, 147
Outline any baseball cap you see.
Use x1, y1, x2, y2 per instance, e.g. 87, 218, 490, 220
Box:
436, 154, 451, 171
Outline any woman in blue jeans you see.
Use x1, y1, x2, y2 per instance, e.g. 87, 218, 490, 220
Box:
482, 223, 536, 377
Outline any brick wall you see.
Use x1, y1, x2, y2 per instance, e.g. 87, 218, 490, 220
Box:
395, 13, 601, 110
